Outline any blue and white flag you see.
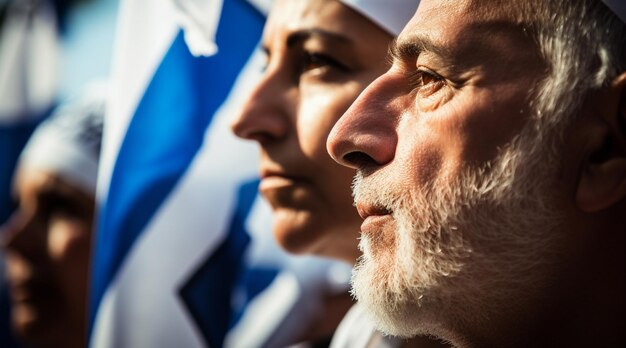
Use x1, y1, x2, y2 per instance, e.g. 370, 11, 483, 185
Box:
90, 0, 351, 347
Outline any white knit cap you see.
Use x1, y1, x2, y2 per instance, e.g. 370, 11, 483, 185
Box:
338, 0, 420, 36
602, 0, 626, 23
17, 83, 106, 194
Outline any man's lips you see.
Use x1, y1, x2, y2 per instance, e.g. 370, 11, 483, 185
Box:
357, 203, 393, 236
356, 202, 392, 220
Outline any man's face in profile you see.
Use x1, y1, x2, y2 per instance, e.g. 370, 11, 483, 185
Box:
328, 0, 584, 343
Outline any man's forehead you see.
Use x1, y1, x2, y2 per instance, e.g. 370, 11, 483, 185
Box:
404, 0, 523, 35
396, 0, 537, 66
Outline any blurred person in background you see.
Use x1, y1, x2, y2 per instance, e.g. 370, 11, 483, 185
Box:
0, 86, 105, 348
1, 0, 115, 346
1, 2, 62, 346
0, 0, 116, 231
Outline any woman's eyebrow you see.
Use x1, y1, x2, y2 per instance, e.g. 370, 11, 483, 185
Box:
36, 177, 84, 203
286, 28, 351, 48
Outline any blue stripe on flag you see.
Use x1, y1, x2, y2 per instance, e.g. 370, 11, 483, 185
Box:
90, 0, 263, 332
179, 179, 261, 347
229, 267, 279, 329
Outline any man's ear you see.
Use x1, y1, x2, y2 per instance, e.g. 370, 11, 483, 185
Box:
576, 72, 626, 212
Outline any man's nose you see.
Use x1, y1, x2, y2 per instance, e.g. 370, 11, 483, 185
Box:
327, 73, 399, 170
230, 68, 291, 145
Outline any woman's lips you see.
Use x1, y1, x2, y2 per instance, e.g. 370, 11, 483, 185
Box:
9, 281, 51, 303
259, 171, 310, 193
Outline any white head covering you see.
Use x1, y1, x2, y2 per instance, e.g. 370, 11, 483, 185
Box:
173, 0, 419, 57
17, 83, 106, 194
602, 0, 626, 23
338, 0, 420, 36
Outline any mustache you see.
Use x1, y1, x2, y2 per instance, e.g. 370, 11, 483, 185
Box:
350, 171, 364, 203
352, 170, 402, 214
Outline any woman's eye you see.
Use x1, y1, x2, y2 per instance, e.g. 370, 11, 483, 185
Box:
410, 68, 445, 96
40, 194, 86, 220
301, 52, 347, 74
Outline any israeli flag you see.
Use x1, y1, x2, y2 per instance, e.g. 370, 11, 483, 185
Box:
90, 0, 351, 347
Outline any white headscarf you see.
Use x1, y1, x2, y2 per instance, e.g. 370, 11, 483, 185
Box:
338, 0, 420, 36
173, 0, 419, 57
17, 83, 106, 194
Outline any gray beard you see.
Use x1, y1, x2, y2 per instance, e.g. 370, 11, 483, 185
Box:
350, 127, 564, 343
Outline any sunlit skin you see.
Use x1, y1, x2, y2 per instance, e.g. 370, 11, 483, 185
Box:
1, 170, 94, 348
330, 0, 549, 268
231, 0, 391, 264
328, 0, 625, 346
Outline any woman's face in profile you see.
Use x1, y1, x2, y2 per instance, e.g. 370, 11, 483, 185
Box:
1, 170, 94, 348
232, 0, 392, 262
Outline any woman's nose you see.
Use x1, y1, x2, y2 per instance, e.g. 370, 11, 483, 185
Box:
0, 210, 38, 256
231, 67, 292, 145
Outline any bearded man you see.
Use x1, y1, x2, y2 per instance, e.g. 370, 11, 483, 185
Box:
327, 0, 625, 346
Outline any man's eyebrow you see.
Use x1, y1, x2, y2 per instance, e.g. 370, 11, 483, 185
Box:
286, 28, 351, 48
389, 34, 450, 64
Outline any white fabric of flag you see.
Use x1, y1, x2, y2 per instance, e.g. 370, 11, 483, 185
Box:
89, 0, 351, 347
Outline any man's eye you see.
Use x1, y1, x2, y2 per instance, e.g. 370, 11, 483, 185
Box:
409, 68, 445, 97
301, 52, 347, 73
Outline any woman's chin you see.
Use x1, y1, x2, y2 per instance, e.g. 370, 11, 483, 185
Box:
273, 225, 320, 255
11, 305, 62, 347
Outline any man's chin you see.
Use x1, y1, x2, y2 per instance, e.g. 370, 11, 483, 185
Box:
351, 254, 423, 338
352, 226, 465, 339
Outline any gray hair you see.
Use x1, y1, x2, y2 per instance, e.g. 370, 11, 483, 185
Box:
528, 0, 625, 134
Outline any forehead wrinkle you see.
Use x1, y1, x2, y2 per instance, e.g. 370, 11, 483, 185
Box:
457, 20, 542, 77
392, 18, 540, 78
